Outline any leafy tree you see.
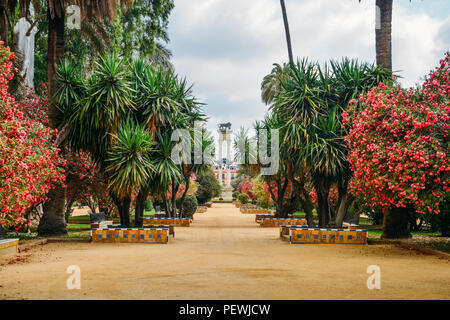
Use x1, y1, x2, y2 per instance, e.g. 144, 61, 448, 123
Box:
0, 44, 64, 231
345, 53, 449, 238
196, 168, 221, 204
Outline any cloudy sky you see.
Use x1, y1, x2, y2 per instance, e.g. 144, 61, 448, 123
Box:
167, 0, 450, 145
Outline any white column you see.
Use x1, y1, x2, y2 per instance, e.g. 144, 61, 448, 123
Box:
218, 131, 223, 186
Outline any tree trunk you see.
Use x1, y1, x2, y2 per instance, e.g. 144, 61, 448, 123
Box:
280, 0, 293, 64
38, 6, 66, 236
37, 184, 67, 235
314, 179, 331, 227
164, 197, 171, 218
179, 177, 190, 218
298, 186, 316, 227
111, 193, 131, 228
64, 198, 75, 223
376, 0, 392, 72
134, 188, 149, 227
381, 205, 412, 239
330, 192, 355, 227
0, 0, 8, 45
171, 182, 179, 218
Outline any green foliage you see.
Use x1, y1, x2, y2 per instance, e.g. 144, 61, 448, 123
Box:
196, 168, 221, 204
144, 200, 153, 211
176, 194, 198, 217
237, 193, 250, 204
106, 121, 154, 198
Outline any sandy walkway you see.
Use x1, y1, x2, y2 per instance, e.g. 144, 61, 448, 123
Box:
0, 203, 449, 299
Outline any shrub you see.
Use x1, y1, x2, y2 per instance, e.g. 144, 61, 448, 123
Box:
196, 169, 221, 204
144, 200, 153, 211
0, 43, 64, 228
176, 194, 198, 217
345, 52, 449, 217
237, 193, 250, 204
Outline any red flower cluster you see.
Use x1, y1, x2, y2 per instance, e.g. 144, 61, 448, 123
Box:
345, 52, 449, 215
0, 43, 64, 227
261, 178, 292, 204
237, 178, 257, 200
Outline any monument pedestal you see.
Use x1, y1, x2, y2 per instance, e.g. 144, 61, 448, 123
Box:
221, 187, 233, 201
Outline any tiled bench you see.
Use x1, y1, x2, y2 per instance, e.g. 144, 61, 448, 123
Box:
196, 206, 207, 213
142, 218, 190, 227
255, 213, 276, 223
241, 208, 272, 214
91, 228, 169, 243
288, 227, 368, 244
260, 218, 308, 227
107, 224, 175, 237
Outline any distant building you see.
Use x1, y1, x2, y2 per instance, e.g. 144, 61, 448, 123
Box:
213, 162, 240, 186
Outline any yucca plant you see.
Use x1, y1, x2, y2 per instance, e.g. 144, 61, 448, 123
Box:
77, 53, 135, 131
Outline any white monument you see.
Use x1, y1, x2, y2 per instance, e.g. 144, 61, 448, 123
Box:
13, 4, 37, 89
217, 122, 233, 200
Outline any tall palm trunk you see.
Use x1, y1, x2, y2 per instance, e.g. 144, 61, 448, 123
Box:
37, 6, 67, 236
375, 0, 392, 72
280, 0, 293, 64
0, 0, 8, 45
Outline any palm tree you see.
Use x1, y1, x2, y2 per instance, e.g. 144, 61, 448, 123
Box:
106, 121, 154, 226
375, 0, 393, 72
279, 0, 293, 64
39, 0, 123, 235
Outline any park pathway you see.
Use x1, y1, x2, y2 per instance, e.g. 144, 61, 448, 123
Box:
0, 203, 449, 299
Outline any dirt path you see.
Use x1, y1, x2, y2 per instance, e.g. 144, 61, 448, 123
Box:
1, 203, 449, 299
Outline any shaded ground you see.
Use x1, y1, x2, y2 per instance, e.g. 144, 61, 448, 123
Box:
0, 203, 449, 299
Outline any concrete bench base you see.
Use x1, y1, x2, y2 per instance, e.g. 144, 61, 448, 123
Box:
91, 228, 169, 243
0, 239, 19, 257
289, 228, 368, 245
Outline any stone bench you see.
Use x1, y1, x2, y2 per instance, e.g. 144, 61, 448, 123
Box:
91, 228, 169, 243
260, 218, 308, 227
196, 206, 207, 213
255, 213, 276, 223
241, 208, 272, 214
142, 218, 190, 227
107, 224, 175, 237
288, 227, 368, 245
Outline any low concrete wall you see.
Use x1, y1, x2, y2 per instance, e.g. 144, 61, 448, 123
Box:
0, 239, 19, 257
